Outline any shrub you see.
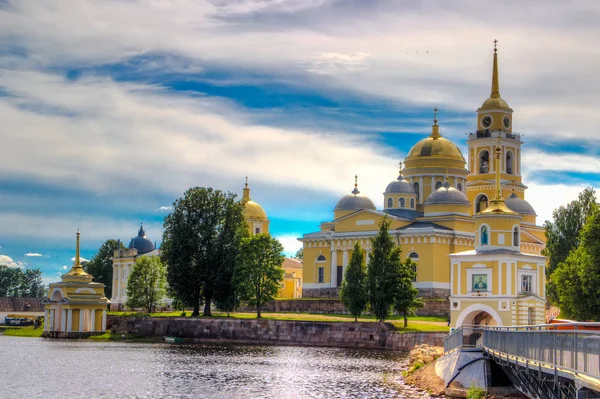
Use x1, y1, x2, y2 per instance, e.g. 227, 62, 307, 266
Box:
467, 384, 486, 399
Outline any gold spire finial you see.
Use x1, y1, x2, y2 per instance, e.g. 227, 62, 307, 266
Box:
397, 162, 403, 180
243, 177, 251, 201
63, 230, 91, 281
494, 142, 502, 200
491, 39, 500, 99
430, 107, 441, 139
75, 229, 80, 266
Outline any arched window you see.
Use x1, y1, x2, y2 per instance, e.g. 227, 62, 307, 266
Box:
413, 182, 419, 200
255, 227, 260, 234
410, 198, 415, 209
479, 150, 490, 173
481, 226, 489, 245
316, 255, 326, 262
435, 181, 443, 190
513, 227, 519, 247
457, 183, 462, 192
476, 195, 488, 213
399, 198, 405, 208
387, 198, 392, 208
506, 151, 514, 174
408, 252, 419, 260
408, 253, 419, 282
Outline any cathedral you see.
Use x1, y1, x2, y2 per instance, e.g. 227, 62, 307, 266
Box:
299, 44, 547, 327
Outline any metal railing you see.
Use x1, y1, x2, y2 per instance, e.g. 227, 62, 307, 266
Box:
444, 323, 600, 383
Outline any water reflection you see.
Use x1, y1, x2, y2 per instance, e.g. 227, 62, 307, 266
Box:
1, 336, 422, 399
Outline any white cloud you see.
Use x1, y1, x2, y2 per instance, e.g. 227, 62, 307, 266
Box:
275, 234, 303, 257
156, 206, 173, 212
305, 52, 370, 75
24, 252, 44, 257
71, 256, 89, 263
61, 265, 67, 270
0, 255, 24, 268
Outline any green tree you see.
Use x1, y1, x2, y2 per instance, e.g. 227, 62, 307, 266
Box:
340, 242, 368, 322
126, 257, 166, 313
234, 234, 284, 318
19, 269, 47, 297
544, 187, 597, 303
162, 187, 246, 316
294, 248, 303, 260
367, 218, 400, 322
0, 266, 24, 296
85, 239, 126, 296
552, 207, 600, 320
393, 257, 423, 328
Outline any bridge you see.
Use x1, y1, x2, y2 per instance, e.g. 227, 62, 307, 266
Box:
443, 323, 600, 399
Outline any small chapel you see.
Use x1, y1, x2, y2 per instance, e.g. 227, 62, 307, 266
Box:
43, 231, 110, 337
299, 42, 547, 327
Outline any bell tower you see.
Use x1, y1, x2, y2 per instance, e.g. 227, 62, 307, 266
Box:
466, 41, 526, 216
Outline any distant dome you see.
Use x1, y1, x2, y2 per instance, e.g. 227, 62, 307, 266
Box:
129, 225, 155, 254
244, 200, 268, 220
335, 178, 376, 212
505, 193, 536, 215
425, 182, 470, 206
406, 136, 465, 163
385, 175, 416, 195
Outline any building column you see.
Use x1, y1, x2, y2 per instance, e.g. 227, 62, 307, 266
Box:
342, 250, 349, 279
67, 309, 73, 333
112, 265, 118, 300
79, 309, 84, 332
101, 309, 107, 332
91, 309, 96, 332
61, 309, 67, 332
419, 177, 423, 202
44, 309, 49, 331
50, 309, 55, 332
330, 249, 337, 288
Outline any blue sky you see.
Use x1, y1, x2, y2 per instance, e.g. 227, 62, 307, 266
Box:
1, 0, 600, 285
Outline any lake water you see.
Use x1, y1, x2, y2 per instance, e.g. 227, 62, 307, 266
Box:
0, 336, 426, 399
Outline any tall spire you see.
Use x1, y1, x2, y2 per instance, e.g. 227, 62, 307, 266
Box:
63, 230, 91, 281
494, 143, 502, 200
243, 176, 250, 201
352, 175, 360, 195
430, 106, 441, 139
491, 39, 500, 99
75, 229, 80, 266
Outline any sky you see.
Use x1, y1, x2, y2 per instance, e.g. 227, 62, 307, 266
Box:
1, 0, 600, 286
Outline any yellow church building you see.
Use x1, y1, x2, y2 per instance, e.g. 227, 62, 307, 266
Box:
299, 44, 547, 327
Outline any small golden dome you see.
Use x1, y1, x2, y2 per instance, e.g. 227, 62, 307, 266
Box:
479, 96, 511, 111
241, 177, 268, 220
406, 136, 465, 162
244, 200, 268, 220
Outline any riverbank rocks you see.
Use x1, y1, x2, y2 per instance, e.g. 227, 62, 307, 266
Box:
409, 344, 443, 366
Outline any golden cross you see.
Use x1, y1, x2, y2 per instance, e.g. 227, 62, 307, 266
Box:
494, 39, 498, 53
433, 106, 438, 125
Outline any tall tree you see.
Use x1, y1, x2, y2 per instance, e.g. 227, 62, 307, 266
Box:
19, 269, 47, 297
294, 248, 303, 260
552, 207, 600, 320
340, 242, 368, 322
162, 187, 246, 316
392, 257, 423, 328
85, 239, 126, 296
367, 219, 399, 322
126, 257, 167, 313
544, 187, 597, 303
0, 266, 24, 296
234, 234, 284, 318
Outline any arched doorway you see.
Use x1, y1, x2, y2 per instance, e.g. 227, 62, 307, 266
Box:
455, 304, 503, 328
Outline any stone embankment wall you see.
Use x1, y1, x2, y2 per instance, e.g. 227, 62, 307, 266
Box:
239, 299, 449, 317
110, 316, 445, 351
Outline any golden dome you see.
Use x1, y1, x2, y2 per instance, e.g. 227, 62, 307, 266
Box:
242, 177, 268, 220
406, 136, 465, 162
479, 96, 510, 111
244, 200, 268, 220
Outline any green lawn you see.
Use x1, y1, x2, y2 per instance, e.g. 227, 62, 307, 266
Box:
1, 325, 44, 337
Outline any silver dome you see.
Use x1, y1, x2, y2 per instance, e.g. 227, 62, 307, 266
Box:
334, 194, 376, 212
424, 182, 470, 206
506, 193, 536, 215
385, 177, 416, 194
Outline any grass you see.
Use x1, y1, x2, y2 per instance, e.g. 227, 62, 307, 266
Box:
108, 310, 449, 332
1, 325, 44, 337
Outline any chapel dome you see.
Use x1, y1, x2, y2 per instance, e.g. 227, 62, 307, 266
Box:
505, 193, 536, 215
244, 200, 268, 220
385, 175, 416, 195
129, 225, 155, 254
479, 96, 510, 111
424, 181, 470, 206
335, 177, 376, 212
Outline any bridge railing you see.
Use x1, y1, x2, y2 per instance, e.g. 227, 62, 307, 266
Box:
483, 323, 600, 380
444, 325, 486, 354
